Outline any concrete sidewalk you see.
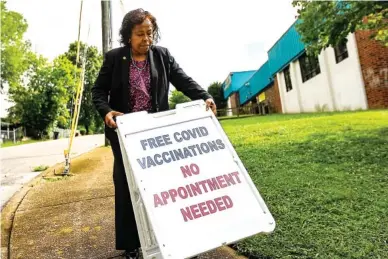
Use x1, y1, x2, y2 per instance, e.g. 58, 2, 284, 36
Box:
1, 147, 246, 259
1, 134, 105, 209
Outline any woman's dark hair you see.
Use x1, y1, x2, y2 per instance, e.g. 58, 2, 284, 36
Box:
119, 8, 161, 46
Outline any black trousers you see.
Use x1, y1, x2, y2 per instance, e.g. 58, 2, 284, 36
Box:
107, 129, 141, 251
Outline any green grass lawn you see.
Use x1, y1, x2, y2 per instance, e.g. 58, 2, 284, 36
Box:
220, 110, 388, 259
0, 139, 43, 148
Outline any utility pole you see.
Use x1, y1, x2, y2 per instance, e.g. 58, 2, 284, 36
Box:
101, 0, 112, 146
101, 0, 111, 54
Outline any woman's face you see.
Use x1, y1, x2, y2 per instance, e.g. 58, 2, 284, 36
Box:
130, 18, 153, 55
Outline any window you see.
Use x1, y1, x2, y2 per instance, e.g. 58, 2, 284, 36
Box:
334, 42, 349, 63
283, 65, 292, 92
299, 53, 321, 82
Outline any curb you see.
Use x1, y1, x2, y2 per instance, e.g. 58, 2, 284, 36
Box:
0, 147, 102, 259
1, 165, 53, 259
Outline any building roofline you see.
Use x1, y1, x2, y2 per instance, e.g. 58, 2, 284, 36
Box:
222, 69, 258, 86
229, 69, 257, 74
224, 90, 238, 99
270, 49, 305, 76
241, 60, 270, 86
267, 19, 300, 54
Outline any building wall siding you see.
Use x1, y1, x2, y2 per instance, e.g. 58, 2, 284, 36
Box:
327, 33, 368, 111
268, 21, 305, 76
277, 33, 368, 113
222, 71, 256, 99
238, 61, 273, 105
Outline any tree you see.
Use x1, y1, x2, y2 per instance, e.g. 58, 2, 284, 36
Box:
207, 82, 227, 110
63, 41, 103, 134
292, 1, 388, 56
169, 90, 191, 109
8, 55, 78, 138
0, 1, 34, 90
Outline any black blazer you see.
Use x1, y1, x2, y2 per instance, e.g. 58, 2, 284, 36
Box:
92, 45, 212, 120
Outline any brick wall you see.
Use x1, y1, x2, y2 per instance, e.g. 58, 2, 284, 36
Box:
355, 30, 388, 109
228, 93, 240, 115
263, 78, 283, 113
230, 93, 238, 108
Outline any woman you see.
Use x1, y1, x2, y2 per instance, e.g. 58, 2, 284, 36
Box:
92, 8, 216, 259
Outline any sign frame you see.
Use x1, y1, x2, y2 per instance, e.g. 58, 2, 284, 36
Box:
116, 100, 275, 259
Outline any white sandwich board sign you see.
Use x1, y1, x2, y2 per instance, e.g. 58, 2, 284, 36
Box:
116, 100, 275, 259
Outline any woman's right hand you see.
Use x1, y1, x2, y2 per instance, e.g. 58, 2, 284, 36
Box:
105, 111, 124, 129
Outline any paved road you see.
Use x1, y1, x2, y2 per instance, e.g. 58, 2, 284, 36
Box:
0, 134, 105, 210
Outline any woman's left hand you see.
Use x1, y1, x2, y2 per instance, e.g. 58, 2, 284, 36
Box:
205, 98, 217, 115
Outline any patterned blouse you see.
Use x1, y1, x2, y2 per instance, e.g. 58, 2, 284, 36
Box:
129, 60, 152, 112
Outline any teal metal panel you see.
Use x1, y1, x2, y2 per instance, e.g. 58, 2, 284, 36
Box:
238, 61, 273, 105
222, 70, 256, 99
238, 84, 251, 105
268, 21, 305, 76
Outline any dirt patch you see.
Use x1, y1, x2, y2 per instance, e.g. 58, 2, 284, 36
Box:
44, 146, 113, 178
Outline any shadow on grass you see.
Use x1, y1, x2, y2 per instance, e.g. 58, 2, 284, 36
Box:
234, 127, 388, 259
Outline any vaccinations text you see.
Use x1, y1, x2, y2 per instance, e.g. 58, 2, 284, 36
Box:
136, 126, 226, 169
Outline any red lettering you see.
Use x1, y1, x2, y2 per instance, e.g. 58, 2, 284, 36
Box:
181, 195, 234, 222
168, 189, 178, 202
189, 183, 202, 196
216, 175, 228, 188
224, 173, 236, 186
190, 163, 200, 175
190, 205, 201, 219
180, 165, 192, 178
222, 195, 233, 209
177, 187, 188, 199
206, 200, 217, 214
231, 171, 241, 183
214, 197, 226, 211
198, 202, 209, 216
161, 191, 169, 204
198, 180, 209, 192
154, 194, 164, 207
181, 163, 200, 178
185, 184, 194, 197
207, 178, 220, 191
180, 207, 193, 222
